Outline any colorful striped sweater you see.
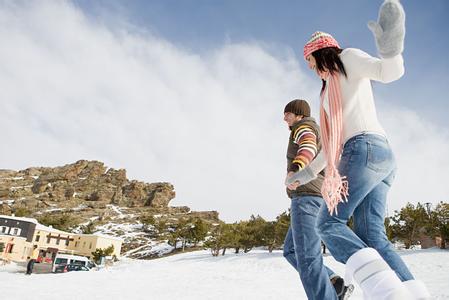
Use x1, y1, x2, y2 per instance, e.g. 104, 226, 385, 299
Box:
286, 117, 324, 198
290, 124, 319, 172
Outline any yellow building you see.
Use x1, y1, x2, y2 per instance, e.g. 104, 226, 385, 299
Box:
32, 223, 77, 263
1, 215, 37, 262
70, 234, 122, 258
0, 235, 30, 262
0, 214, 122, 263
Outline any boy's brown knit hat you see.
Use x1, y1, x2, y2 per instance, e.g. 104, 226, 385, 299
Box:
284, 99, 310, 117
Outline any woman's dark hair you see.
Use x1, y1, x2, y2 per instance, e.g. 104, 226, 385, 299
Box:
311, 47, 347, 93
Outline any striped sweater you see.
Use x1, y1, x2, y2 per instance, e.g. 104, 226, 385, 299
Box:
286, 117, 324, 198
289, 124, 319, 172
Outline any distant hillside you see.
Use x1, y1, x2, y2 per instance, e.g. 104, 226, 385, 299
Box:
0, 160, 220, 258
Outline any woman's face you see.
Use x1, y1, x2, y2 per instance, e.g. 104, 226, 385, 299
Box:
306, 54, 327, 79
306, 54, 316, 71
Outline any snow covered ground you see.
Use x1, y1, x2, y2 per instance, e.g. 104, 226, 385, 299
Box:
1, 248, 448, 300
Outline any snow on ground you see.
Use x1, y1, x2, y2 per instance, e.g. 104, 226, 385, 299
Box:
106, 204, 126, 219
0, 249, 448, 300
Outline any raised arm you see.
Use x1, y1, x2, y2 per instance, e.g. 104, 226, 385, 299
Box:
343, 49, 404, 84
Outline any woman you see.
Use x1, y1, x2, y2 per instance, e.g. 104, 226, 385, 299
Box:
286, 1, 430, 299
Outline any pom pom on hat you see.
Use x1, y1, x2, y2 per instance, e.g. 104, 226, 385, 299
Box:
303, 31, 340, 59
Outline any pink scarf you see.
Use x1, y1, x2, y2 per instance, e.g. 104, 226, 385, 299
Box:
319, 72, 349, 215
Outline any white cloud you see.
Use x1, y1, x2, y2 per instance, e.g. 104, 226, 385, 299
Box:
0, 1, 446, 222
378, 103, 449, 215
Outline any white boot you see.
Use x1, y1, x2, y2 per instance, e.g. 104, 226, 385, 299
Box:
345, 248, 412, 300
403, 280, 431, 299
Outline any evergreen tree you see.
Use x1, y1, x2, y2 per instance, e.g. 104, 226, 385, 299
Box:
428, 202, 449, 249
203, 222, 229, 256
80, 221, 96, 234
155, 219, 168, 236
224, 222, 242, 254
188, 218, 210, 247
139, 214, 156, 227
259, 211, 291, 253
384, 217, 394, 241
274, 211, 290, 251
91, 245, 114, 263
238, 215, 266, 253
220, 223, 239, 255
37, 213, 79, 232
139, 214, 160, 237
391, 202, 429, 249
177, 217, 190, 251
167, 218, 189, 250
167, 228, 180, 250
262, 221, 276, 252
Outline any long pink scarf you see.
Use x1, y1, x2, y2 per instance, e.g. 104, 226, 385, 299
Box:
320, 72, 349, 215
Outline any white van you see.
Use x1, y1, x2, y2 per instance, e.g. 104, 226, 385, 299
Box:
52, 253, 94, 272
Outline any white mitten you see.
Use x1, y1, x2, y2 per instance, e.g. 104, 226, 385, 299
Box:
368, 0, 406, 58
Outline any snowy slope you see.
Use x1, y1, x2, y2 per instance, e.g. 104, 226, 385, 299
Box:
1, 249, 448, 300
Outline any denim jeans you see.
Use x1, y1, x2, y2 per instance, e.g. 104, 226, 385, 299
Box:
283, 195, 338, 300
316, 133, 414, 282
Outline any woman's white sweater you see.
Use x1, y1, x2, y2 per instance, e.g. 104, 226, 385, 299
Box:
289, 48, 404, 184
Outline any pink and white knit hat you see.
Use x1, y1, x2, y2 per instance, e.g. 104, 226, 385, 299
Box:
303, 31, 340, 60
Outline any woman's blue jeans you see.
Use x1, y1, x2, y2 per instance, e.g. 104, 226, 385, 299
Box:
316, 133, 414, 282
283, 195, 338, 300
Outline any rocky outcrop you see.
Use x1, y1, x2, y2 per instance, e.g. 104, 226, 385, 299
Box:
0, 160, 176, 210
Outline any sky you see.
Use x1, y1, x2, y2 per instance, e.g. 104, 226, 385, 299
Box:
0, 0, 448, 222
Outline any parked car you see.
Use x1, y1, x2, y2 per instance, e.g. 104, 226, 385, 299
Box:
52, 253, 92, 272
54, 263, 91, 273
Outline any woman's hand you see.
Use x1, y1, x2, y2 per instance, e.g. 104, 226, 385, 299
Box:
368, 0, 406, 58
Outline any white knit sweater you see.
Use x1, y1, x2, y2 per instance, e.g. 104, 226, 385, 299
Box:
289, 48, 404, 184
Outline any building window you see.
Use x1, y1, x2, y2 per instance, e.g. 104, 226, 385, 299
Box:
65, 239, 70, 246
83, 242, 86, 248
47, 236, 51, 244
10, 228, 21, 236
75, 241, 79, 247
0, 226, 9, 234
35, 235, 40, 242
89, 242, 92, 249
0, 242, 4, 252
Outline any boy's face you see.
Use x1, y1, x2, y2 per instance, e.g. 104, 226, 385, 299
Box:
283, 112, 302, 127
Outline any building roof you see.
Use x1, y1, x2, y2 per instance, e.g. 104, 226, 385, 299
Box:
0, 214, 71, 235
0, 215, 122, 242
0, 214, 38, 224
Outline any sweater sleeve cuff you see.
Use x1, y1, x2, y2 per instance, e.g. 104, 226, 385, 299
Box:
288, 164, 299, 173
286, 165, 317, 185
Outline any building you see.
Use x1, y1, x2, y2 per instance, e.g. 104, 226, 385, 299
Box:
0, 214, 122, 263
71, 234, 123, 258
33, 222, 77, 263
0, 215, 37, 262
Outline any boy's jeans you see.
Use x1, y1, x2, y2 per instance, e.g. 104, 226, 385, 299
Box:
283, 195, 338, 300
317, 133, 414, 282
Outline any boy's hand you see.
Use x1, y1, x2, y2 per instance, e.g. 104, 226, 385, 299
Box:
286, 172, 300, 190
